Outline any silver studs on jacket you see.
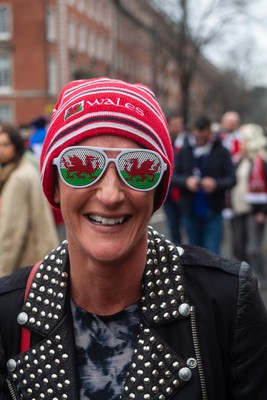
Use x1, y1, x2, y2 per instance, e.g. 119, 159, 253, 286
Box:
121, 227, 193, 399
141, 227, 190, 326
17, 243, 68, 335
7, 242, 72, 400
7, 229, 194, 399
7, 334, 70, 399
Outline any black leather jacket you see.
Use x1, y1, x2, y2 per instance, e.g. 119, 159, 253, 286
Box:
0, 228, 267, 399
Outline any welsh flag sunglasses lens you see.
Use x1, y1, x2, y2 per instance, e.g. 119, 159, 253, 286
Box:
59, 148, 163, 190
118, 151, 162, 190
59, 148, 105, 186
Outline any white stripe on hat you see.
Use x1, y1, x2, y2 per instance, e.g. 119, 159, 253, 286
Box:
51, 83, 167, 132
41, 115, 168, 183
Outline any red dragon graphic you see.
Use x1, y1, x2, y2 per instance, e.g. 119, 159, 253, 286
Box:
62, 155, 100, 179
124, 158, 160, 182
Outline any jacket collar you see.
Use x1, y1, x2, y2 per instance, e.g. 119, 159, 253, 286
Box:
7, 228, 194, 399
121, 228, 193, 399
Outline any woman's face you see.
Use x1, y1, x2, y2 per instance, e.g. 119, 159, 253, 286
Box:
0, 132, 16, 164
53, 135, 156, 265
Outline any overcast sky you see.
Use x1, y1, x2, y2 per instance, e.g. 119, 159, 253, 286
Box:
154, 0, 267, 87
198, 1, 267, 87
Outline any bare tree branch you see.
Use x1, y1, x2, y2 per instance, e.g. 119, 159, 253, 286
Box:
150, 0, 264, 122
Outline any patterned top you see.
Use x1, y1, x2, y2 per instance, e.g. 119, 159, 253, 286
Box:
71, 300, 140, 400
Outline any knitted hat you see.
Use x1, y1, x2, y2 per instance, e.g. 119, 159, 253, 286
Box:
40, 77, 173, 211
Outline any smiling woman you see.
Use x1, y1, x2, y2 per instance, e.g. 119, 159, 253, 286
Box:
0, 78, 267, 400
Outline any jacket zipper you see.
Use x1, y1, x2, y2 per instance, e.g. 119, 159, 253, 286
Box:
190, 306, 208, 400
6, 378, 19, 400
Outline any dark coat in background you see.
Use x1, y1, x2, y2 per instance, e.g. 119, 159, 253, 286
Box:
172, 138, 236, 215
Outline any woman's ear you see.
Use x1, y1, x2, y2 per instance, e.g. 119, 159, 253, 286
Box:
53, 183, 60, 204
52, 170, 61, 205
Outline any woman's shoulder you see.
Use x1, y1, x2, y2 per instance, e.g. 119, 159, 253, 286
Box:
4, 159, 40, 190
179, 244, 260, 311
180, 244, 241, 275
0, 267, 31, 298
3, 158, 36, 179
0, 269, 32, 330
15, 157, 39, 176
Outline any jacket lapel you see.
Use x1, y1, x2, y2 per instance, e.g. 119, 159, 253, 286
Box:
6, 241, 80, 399
121, 228, 194, 399
7, 229, 195, 400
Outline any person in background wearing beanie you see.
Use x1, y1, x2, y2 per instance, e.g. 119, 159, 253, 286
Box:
0, 124, 59, 277
0, 78, 266, 400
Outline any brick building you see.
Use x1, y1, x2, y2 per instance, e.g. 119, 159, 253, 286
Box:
0, 0, 50, 124
0, 0, 219, 126
0, 0, 185, 125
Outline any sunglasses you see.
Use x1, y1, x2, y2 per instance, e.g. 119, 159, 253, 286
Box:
53, 146, 167, 191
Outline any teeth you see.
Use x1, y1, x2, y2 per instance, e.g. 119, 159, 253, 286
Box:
89, 214, 125, 225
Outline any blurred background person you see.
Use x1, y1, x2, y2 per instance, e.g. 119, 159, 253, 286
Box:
231, 123, 267, 287
163, 113, 187, 244
220, 111, 242, 165
173, 116, 236, 254
0, 123, 59, 277
26, 115, 66, 241
28, 115, 49, 160
217, 111, 243, 246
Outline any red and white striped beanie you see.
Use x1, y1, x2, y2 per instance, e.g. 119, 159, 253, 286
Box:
40, 77, 173, 210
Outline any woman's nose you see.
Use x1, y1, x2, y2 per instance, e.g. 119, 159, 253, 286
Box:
95, 164, 125, 206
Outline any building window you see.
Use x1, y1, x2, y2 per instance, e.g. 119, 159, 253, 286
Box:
78, 24, 86, 53
86, 0, 95, 18
46, 6, 56, 43
88, 29, 96, 56
48, 56, 57, 96
0, 54, 11, 91
96, 35, 106, 61
0, 4, 11, 40
68, 16, 76, 49
95, 1, 102, 23
0, 103, 12, 122
78, 0, 85, 13
105, 2, 112, 28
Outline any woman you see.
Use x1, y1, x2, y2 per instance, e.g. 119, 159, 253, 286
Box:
0, 124, 59, 276
0, 78, 266, 399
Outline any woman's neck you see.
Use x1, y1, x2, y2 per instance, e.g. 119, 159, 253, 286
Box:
68, 239, 147, 316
